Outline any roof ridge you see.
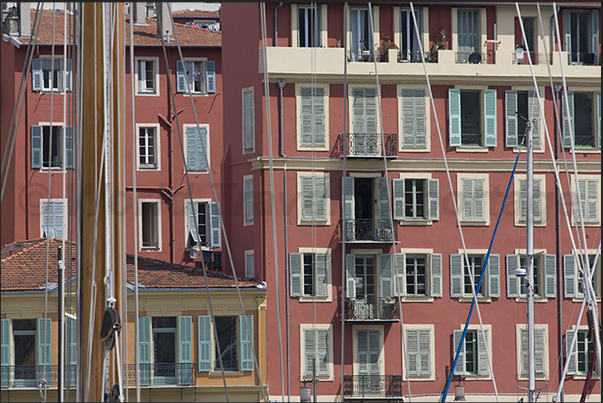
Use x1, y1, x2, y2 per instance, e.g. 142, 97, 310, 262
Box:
1, 238, 47, 262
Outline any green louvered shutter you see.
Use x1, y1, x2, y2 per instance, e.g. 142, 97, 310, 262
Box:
138, 316, 152, 385
378, 177, 390, 222
562, 91, 574, 148
427, 179, 439, 221
301, 177, 314, 220
418, 329, 431, 376
505, 90, 518, 147
65, 126, 74, 169
380, 253, 393, 298
449, 89, 461, 146
430, 253, 442, 298
477, 329, 489, 375
193, 127, 209, 172
406, 329, 419, 375
535, 328, 546, 374
178, 316, 193, 385
544, 254, 557, 298
239, 315, 254, 371
37, 318, 52, 386
198, 315, 211, 372
315, 253, 328, 297
205, 61, 216, 93
209, 202, 221, 248
597, 91, 601, 148
346, 254, 356, 299
563, 254, 576, 298
394, 253, 405, 297
565, 330, 577, 375
483, 89, 497, 147
176, 60, 186, 92
1, 319, 10, 388
185, 126, 199, 171
488, 254, 500, 298
68, 319, 76, 386
453, 330, 466, 375
289, 253, 303, 297
65, 59, 72, 92
317, 329, 329, 376
31, 125, 43, 168
506, 254, 520, 298
187, 202, 199, 245
32, 58, 43, 91
392, 179, 405, 220
528, 90, 541, 148
450, 254, 463, 298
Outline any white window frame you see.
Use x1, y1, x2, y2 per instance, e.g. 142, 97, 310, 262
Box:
457, 173, 490, 226
562, 87, 601, 152
514, 174, 547, 226
566, 249, 601, 302
455, 249, 493, 303
397, 173, 435, 225
348, 84, 383, 136
396, 84, 430, 152
393, 6, 429, 64
245, 250, 255, 278
136, 123, 161, 170
516, 323, 549, 380
352, 324, 384, 377
401, 324, 435, 380
512, 248, 552, 302
399, 248, 437, 303
39, 199, 68, 239
452, 85, 492, 152
244, 175, 254, 226
291, 4, 328, 48
139, 199, 162, 251
296, 171, 331, 226
451, 7, 487, 62
566, 325, 601, 379
570, 174, 601, 226
184, 198, 212, 251
295, 83, 330, 151
345, 6, 380, 62
35, 122, 67, 171
242, 87, 255, 154
37, 56, 66, 92
179, 57, 209, 94
134, 57, 159, 96
299, 323, 334, 381
297, 247, 332, 303
455, 324, 493, 380
182, 123, 210, 173
507, 85, 545, 153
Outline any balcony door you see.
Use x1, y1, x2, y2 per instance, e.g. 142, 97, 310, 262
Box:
355, 328, 383, 395
351, 7, 373, 61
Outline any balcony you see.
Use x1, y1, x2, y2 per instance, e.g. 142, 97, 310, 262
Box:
398, 49, 438, 63
127, 363, 196, 386
343, 375, 403, 400
345, 296, 400, 321
455, 50, 495, 64
568, 51, 600, 66
342, 219, 398, 243
335, 133, 397, 158
1, 365, 77, 388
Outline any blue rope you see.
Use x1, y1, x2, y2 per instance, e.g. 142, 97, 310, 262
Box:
441, 147, 522, 402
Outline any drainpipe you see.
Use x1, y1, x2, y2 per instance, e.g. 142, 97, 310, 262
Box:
554, 84, 564, 402
275, 2, 283, 47
278, 81, 286, 158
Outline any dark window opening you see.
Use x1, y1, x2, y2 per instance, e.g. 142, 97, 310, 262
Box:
214, 317, 238, 371
404, 179, 425, 219
303, 253, 315, 296
464, 255, 483, 296
42, 126, 62, 168
574, 92, 594, 147
460, 91, 481, 146
13, 319, 36, 382
405, 254, 427, 296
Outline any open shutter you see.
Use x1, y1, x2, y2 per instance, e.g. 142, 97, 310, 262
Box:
138, 316, 152, 385
406, 329, 419, 375
418, 329, 431, 376
205, 61, 215, 93
304, 330, 316, 377
315, 253, 328, 297
380, 253, 393, 298
488, 254, 500, 298
343, 177, 355, 241
32, 58, 43, 91
392, 179, 405, 220
563, 254, 576, 298
31, 125, 43, 168
450, 254, 463, 298
37, 318, 52, 386
1, 319, 11, 388
54, 202, 64, 240
317, 329, 329, 376
564, 11, 571, 56
565, 330, 577, 375
198, 127, 208, 171
176, 60, 186, 92
562, 91, 574, 148
187, 203, 199, 246
544, 254, 557, 298
427, 179, 439, 221
591, 11, 599, 56
394, 253, 405, 297
198, 315, 211, 371
483, 89, 497, 147
65, 59, 72, 92
453, 330, 466, 375
185, 127, 200, 171
430, 253, 442, 298
506, 254, 520, 298
68, 319, 76, 386
597, 91, 601, 148
245, 177, 254, 223
505, 90, 518, 147
177, 316, 193, 385
239, 315, 254, 371
535, 329, 546, 374
477, 329, 489, 375
346, 254, 356, 299
314, 177, 327, 221
528, 90, 541, 148
289, 253, 303, 297
378, 177, 390, 222
301, 177, 314, 220
449, 89, 462, 146
65, 126, 74, 169
209, 202, 221, 248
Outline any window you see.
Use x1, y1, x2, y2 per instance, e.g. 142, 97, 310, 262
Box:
393, 177, 439, 222
244, 175, 254, 225
290, 251, 329, 299
405, 326, 434, 378
564, 253, 601, 299
505, 90, 542, 149
456, 9, 479, 63
31, 125, 74, 169
32, 58, 72, 92
457, 174, 490, 225
136, 58, 157, 94
198, 315, 254, 372
399, 88, 427, 149
350, 7, 375, 62
186, 201, 221, 249
566, 328, 599, 376
453, 326, 491, 376
520, 18, 536, 53
176, 59, 216, 94
297, 85, 327, 149
571, 177, 600, 225
399, 253, 442, 298
184, 125, 209, 172
353, 326, 383, 392
140, 200, 160, 250
449, 89, 497, 148
242, 88, 255, 154
41, 200, 66, 239
450, 253, 500, 299
562, 91, 601, 149
137, 126, 159, 169
564, 10, 600, 65
298, 5, 321, 47
301, 324, 332, 380
298, 173, 330, 225
350, 87, 379, 156
506, 253, 556, 298
514, 175, 546, 226
517, 324, 548, 378
245, 250, 255, 278
399, 8, 423, 62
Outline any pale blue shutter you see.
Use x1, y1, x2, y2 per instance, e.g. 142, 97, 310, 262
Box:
300, 87, 325, 147
31, 125, 43, 168
562, 91, 574, 148
239, 315, 254, 371
528, 90, 540, 148
315, 253, 328, 297
488, 254, 500, 298
453, 329, 466, 375
392, 179, 405, 220
352, 88, 376, 134
205, 61, 215, 93
563, 254, 576, 298
177, 316, 193, 385
544, 254, 557, 298
37, 318, 52, 386
597, 91, 601, 148
477, 329, 489, 375
343, 177, 355, 241
65, 59, 72, 92
346, 254, 356, 299
394, 253, 405, 297
449, 89, 461, 146
185, 127, 200, 171
209, 202, 221, 248
300, 87, 314, 146
473, 179, 485, 221
418, 329, 431, 376
580, 179, 599, 223
406, 329, 420, 375
427, 179, 439, 221
483, 89, 497, 147
138, 316, 152, 385
304, 329, 315, 377
401, 89, 416, 147
1, 319, 10, 388
197, 315, 211, 371
565, 330, 577, 375
533, 179, 542, 223
187, 202, 199, 246
314, 177, 327, 221
301, 177, 314, 220
65, 126, 74, 169
564, 12, 571, 59
535, 329, 546, 374
380, 253, 393, 298
316, 329, 329, 376
519, 179, 527, 222
415, 89, 427, 147
520, 329, 529, 376
506, 254, 520, 298
430, 253, 442, 298
378, 177, 390, 222
68, 319, 76, 386
505, 90, 518, 147
289, 253, 303, 297
450, 254, 463, 298
176, 60, 186, 92
32, 58, 43, 91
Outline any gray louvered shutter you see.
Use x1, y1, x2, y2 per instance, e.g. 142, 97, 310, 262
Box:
138, 316, 152, 384
314, 177, 327, 221
343, 177, 355, 241
430, 253, 442, 298
449, 89, 461, 146
185, 127, 200, 171
32, 58, 42, 91
484, 89, 497, 147
507, 254, 520, 298
300, 87, 314, 146
591, 11, 600, 55
176, 60, 186, 92
533, 179, 542, 223
177, 316, 193, 385
346, 254, 356, 299
392, 179, 405, 220
528, 90, 541, 148
312, 88, 326, 146
564, 12, 571, 59
505, 90, 518, 147
65, 126, 74, 169
317, 329, 329, 376
197, 127, 209, 171
394, 253, 405, 297
427, 179, 439, 221
37, 318, 52, 386
315, 253, 328, 297
301, 177, 314, 220
418, 329, 431, 376
488, 254, 500, 298
300, 87, 325, 147
562, 91, 574, 148
565, 330, 577, 375
68, 319, 76, 386
544, 254, 557, 298
1, 319, 11, 388
205, 61, 215, 93
245, 177, 254, 223
380, 253, 393, 298
352, 88, 365, 134
597, 91, 601, 148
209, 202, 221, 248
378, 177, 390, 222
31, 125, 43, 168
563, 254, 576, 298
520, 328, 529, 376
401, 89, 416, 147
406, 329, 419, 375
289, 253, 303, 297
304, 330, 316, 377
453, 329, 466, 375
65, 59, 72, 92
579, 179, 599, 223
535, 328, 546, 374
243, 90, 254, 153
461, 178, 474, 221
519, 179, 527, 222
474, 178, 485, 221
450, 254, 463, 298
198, 316, 211, 371
239, 315, 254, 371
415, 89, 427, 147
477, 329, 489, 375
187, 202, 199, 245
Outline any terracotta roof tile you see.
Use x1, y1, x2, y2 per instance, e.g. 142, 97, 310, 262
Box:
2, 238, 260, 292
171, 9, 220, 19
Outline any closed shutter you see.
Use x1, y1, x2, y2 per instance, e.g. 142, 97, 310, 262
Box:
65, 126, 74, 169
37, 318, 52, 386
187, 202, 199, 245
562, 91, 574, 148
176, 60, 186, 92
392, 179, 405, 220
544, 254, 557, 298
185, 127, 200, 171
367, 330, 380, 375
401, 89, 426, 147
32, 58, 43, 91
414, 89, 427, 147
314, 177, 327, 221
380, 253, 393, 298
406, 329, 420, 375
239, 315, 254, 371
243, 90, 254, 153
43, 201, 64, 239
197, 316, 212, 371
477, 329, 489, 375
205, 61, 216, 93
506, 254, 520, 298
65, 59, 72, 92
505, 90, 518, 147
68, 319, 76, 386
289, 253, 303, 297
533, 179, 542, 222
31, 125, 43, 168
450, 254, 463, 298
357, 330, 369, 375
578, 179, 599, 223
245, 252, 255, 278
518, 178, 543, 223
563, 254, 576, 298
430, 253, 442, 298
565, 330, 577, 375
474, 178, 485, 221
304, 329, 323, 377
209, 202, 221, 248
378, 177, 390, 222
520, 329, 529, 376
427, 179, 439, 221
138, 60, 144, 91
317, 329, 329, 376
488, 254, 500, 298
301, 177, 313, 220
346, 254, 356, 299
138, 316, 152, 385
418, 329, 431, 376
352, 88, 376, 134
177, 316, 193, 385
300, 88, 314, 146
449, 89, 462, 146
453, 329, 466, 375
315, 253, 328, 297
394, 253, 405, 297
534, 328, 546, 375
519, 178, 527, 221
463, 178, 485, 221
300, 87, 325, 147
483, 89, 497, 147
458, 9, 479, 53
193, 127, 208, 171
1, 319, 11, 388
245, 177, 254, 223
528, 90, 541, 148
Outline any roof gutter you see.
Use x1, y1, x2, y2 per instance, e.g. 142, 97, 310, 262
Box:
2, 34, 22, 48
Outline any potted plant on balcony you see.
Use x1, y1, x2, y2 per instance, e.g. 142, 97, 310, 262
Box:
379, 36, 398, 62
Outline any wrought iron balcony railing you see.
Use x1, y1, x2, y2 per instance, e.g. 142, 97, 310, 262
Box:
1, 365, 78, 389
343, 375, 403, 399
455, 51, 495, 64
126, 363, 196, 386
568, 51, 600, 66
398, 49, 438, 63
345, 296, 400, 321
342, 219, 397, 243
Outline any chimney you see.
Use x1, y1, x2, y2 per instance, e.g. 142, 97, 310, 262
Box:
132, 2, 146, 25
155, 2, 174, 41
18, 2, 30, 38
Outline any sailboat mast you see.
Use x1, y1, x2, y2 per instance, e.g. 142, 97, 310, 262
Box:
526, 120, 536, 402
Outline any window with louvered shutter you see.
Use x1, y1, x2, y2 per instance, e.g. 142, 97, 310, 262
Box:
177, 316, 193, 385
300, 87, 325, 147
42, 201, 64, 239
520, 328, 546, 376
239, 315, 254, 371
243, 89, 255, 153
185, 126, 208, 172
245, 251, 255, 279
575, 179, 599, 224
506, 254, 520, 298
244, 176, 254, 224
461, 178, 486, 222
518, 178, 543, 224
303, 328, 331, 377
301, 176, 327, 222
401, 89, 427, 148
1, 319, 11, 388
197, 316, 211, 372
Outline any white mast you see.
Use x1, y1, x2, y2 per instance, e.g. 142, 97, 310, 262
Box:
526, 120, 536, 402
